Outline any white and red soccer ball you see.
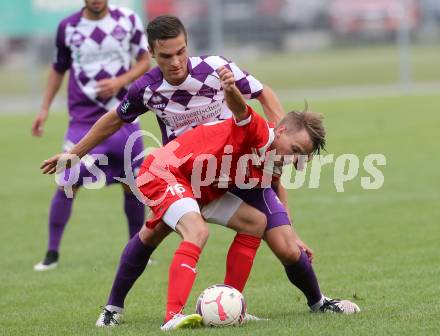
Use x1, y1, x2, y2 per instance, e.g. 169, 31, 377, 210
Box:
196, 284, 246, 327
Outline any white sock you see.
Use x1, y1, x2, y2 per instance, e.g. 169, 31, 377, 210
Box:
309, 295, 325, 312
105, 305, 123, 314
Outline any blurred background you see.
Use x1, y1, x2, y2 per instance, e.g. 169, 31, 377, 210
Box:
1, 3, 439, 334
0, 0, 439, 113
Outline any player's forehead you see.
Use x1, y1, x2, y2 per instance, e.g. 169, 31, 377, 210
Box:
289, 128, 314, 154
152, 33, 186, 55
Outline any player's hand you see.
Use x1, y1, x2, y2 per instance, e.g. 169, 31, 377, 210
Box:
296, 238, 314, 263
96, 77, 125, 99
217, 66, 235, 92
32, 109, 48, 137
40, 153, 80, 175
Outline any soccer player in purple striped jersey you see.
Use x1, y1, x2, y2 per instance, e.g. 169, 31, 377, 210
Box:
32, 0, 151, 271
41, 15, 360, 327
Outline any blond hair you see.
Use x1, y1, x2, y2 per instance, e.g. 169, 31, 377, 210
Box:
277, 103, 326, 154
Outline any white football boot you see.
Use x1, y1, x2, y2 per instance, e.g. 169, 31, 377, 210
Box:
160, 313, 202, 331
313, 296, 360, 314
33, 251, 59, 271
96, 307, 123, 327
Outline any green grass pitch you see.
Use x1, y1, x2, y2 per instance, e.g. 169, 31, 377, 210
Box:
0, 93, 439, 335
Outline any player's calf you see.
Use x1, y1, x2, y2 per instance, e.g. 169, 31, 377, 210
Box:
175, 212, 210, 248
138, 221, 172, 247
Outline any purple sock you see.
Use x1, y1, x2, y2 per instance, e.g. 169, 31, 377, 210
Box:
47, 189, 74, 252
284, 250, 323, 307
123, 192, 145, 238
107, 234, 155, 308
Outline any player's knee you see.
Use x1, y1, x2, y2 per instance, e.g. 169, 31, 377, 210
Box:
177, 213, 209, 247
276, 242, 302, 265
138, 225, 150, 244
184, 224, 209, 247
139, 224, 169, 247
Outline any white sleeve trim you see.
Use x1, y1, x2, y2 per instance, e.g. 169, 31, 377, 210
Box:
258, 127, 275, 156
234, 113, 252, 127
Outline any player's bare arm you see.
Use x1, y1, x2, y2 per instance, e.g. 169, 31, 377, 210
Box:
32, 68, 65, 137
218, 67, 248, 121
40, 109, 124, 174
257, 85, 285, 124
97, 52, 151, 99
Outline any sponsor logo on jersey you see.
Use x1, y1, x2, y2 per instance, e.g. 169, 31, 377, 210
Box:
198, 87, 216, 96
112, 25, 127, 41
152, 103, 166, 109
76, 50, 123, 66
159, 102, 222, 129
120, 100, 130, 113
151, 94, 163, 104
70, 32, 85, 47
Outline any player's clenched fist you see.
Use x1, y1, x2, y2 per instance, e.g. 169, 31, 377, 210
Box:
217, 66, 235, 92
217, 66, 247, 121
40, 153, 80, 175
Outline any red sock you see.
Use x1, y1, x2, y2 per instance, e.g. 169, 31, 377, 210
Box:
165, 241, 201, 322
224, 233, 261, 292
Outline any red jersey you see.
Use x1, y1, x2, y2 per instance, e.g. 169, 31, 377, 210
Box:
138, 105, 275, 205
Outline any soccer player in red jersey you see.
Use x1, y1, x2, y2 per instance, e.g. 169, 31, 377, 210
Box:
134, 66, 323, 329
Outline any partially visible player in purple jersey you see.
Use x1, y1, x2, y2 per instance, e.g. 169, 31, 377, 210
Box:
32, 0, 151, 271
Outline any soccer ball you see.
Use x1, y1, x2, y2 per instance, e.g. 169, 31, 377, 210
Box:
196, 284, 246, 327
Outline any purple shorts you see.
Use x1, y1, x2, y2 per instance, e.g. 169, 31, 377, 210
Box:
230, 187, 291, 230
59, 122, 144, 187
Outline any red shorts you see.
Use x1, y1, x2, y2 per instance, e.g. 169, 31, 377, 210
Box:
137, 159, 195, 229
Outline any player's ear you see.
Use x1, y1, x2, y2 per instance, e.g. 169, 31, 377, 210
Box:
275, 124, 286, 137
148, 46, 155, 58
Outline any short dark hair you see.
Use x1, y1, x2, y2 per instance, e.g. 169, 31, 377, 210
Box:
277, 104, 326, 155
146, 15, 187, 50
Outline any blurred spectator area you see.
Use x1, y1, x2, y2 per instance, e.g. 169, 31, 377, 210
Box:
2, 0, 440, 63
328, 0, 420, 41
144, 0, 329, 51
0, 0, 440, 106
144, 0, 440, 51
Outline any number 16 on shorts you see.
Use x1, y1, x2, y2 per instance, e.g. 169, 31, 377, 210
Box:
166, 183, 186, 196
